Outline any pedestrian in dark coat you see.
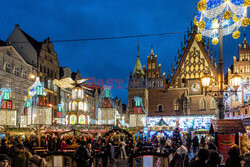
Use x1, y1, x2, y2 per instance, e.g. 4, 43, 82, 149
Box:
225, 145, 242, 167
188, 148, 209, 167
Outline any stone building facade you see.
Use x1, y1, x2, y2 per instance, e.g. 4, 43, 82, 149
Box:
128, 23, 219, 120
0, 45, 37, 116
7, 25, 60, 117
225, 36, 250, 122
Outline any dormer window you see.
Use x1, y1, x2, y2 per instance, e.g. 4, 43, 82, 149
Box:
5, 63, 11, 73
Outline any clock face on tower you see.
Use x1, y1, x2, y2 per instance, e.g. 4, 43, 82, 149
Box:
191, 83, 200, 92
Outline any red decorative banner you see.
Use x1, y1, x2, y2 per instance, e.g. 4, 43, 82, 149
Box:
1, 100, 12, 109
217, 134, 235, 163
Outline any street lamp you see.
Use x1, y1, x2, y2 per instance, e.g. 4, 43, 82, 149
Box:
195, 0, 249, 119
201, 74, 212, 89
230, 74, 241, 89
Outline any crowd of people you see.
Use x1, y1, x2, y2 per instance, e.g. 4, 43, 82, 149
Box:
0, 128, 249, 167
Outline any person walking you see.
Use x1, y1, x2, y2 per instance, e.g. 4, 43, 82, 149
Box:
188, 148, 209, 167
74, 141, 89, 167
192, 136, 199, 154
225, 145, 242, 167
28, 155, 47, 167
170, 145, 189, 167
12, 144, 32, 167
120, 139, 127, 159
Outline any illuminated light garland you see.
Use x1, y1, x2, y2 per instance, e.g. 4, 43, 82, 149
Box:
195, 33, 203, 42
242, 17, 250, 26
212, 37, 219, 45
232, 30, 241, 39
195, 0, 249, 41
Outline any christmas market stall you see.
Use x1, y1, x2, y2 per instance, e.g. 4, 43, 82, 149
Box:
147, 118, 174, 139
209, 119, 247, 163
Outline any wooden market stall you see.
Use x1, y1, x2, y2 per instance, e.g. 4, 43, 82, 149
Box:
209, 119, 246, 163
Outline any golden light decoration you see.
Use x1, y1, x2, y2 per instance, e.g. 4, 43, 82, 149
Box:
212, 37, 219, 45
197, 0, 207, 12
194, 16, 199, 26
195, 33, 203, 42
243, 0, 250, 7
224, 10, 232, 20
233, 14, 240, 22
232, 30, 241, 39
242, 18, 249, 27
198, 21, 206, 30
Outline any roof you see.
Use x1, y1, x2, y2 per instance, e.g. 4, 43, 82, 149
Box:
156, 118, 169, 126
20, 29, 42, 52
133, 56, 145, 77
209, 119, 246, 134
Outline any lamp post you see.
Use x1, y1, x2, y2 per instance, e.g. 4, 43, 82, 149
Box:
195, 0, 249, 119
201, 73, 241, 119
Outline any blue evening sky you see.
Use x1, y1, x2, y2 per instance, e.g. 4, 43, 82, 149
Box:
0, 0, 249, 104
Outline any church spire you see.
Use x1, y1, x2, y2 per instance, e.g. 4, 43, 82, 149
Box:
137, 41, 139, 58
133, 41, 145, 78
150, 44, 154, 55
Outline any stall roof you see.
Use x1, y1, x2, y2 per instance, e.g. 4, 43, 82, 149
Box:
209, 119, 246, 134
156, 118, 169, 126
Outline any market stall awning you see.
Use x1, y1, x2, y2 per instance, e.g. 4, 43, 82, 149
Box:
156, 119, 169, 126
209, 119, 246, 134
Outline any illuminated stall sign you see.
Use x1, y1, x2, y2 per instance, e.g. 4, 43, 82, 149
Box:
0, 110, 17, 126
32, 96, 46, 106
57, 104, 65, 118
20, 115, 28, 128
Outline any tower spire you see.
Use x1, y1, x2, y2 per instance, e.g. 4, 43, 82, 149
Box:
137, 41, 139, 58
151, 44, 154, 54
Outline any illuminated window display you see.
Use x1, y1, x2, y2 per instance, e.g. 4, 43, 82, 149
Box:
79, 102, 84, 110
79, 115, 85, 124
70, 115, 77, 124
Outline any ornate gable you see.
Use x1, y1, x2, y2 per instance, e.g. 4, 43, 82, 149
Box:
171, 31, 218, 88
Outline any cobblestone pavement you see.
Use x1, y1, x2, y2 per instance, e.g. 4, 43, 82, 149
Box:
107, 158, 129, 167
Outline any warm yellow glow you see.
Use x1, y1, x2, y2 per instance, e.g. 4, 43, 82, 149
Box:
212, 20, 219, 29
201, 74, 211, 88
231, 75, 241, 88
30, 74, 36, 79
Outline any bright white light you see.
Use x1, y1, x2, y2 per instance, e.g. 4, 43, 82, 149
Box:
84, 102, 88, 111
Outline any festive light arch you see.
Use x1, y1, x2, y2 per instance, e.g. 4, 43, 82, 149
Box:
195, 0, 249, 44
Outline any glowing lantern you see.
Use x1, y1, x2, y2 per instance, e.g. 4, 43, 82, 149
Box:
198, 21, 206, 30
231, 75, 241, 89
201, 74, 211, 88
195, 34, 203, 42
224, 10, 232, 20
232, 30, 241, 39
197, 0, 207, 12
212, 37, 219, 45
242, 18, 249, 27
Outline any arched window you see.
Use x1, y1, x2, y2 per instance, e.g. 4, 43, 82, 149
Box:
79, 102, 84, 110
83, 102, 87, 111
5, 63, 11, 73
158, 105, 163, 112
174, 99, 179, 111
78, 89, 82, 99
210, 98, 216, 110
199, 98, 206, 110
70, 115, 77, 125
72, 101, 77, 110
87, 115, 90, 124
72, 89, 77, 99
79, 115, 85, 124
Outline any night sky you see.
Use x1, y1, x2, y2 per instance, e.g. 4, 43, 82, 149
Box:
0, 0, 249, 104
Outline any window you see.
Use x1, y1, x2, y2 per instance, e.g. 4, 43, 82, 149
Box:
15, 103, 20, 110
174, 99, 179, 111
72, 101, 77, 110
6, 80, 11, 88
132, 99, 135, 108
199, 98, 206, 110
54, 85, 57, 92
79, 102, 84, 110
245, 109, 248, 115
14, 67, 20, 76
15, 84, 20, 93
158, 105, 163, 112
23, 71, 27, 79
48, 80, 51, 89
5, 63, 11, 73
79, 115, 85, 125
70, 115, 77, 125
0, 79, 2, 88
40, 65, 43, 72
7, 51, 11, 56
210, 98, 216, 110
